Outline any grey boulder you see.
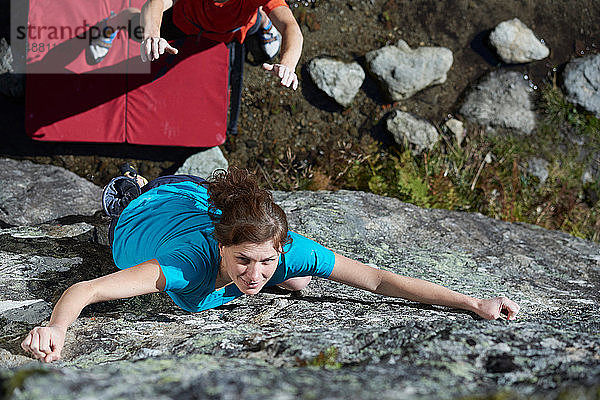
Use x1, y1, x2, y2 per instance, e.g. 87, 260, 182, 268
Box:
176, 147, 229, 179
0, 158, 102, 226
366, 40, 453, 101
460, 70, 536, 134
308, 57, 365, 107
1, 190, 600, 398
564, 54, 600, 118
387, 110, 440, 154
489, 18, 549, 64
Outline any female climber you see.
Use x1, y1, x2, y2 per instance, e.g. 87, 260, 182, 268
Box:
21, 167, 520, 363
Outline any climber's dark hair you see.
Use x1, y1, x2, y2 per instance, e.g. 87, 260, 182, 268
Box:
206, 167, 291, 251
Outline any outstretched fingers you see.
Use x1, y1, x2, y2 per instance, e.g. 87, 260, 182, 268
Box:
159, 40, 178, 56
262, 63, 298, 90
141, 38, 178, 62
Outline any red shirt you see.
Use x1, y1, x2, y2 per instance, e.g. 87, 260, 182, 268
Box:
172, 0, 288, 43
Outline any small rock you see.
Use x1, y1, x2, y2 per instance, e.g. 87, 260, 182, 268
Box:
489, 18, 549, 63
564, 54, 600, 118
581, 156, 600, 185
386, 110, 440, 154
0, 158, 103, 226
176, 147, 229, 179
526, 158, 550, 184
459, 70, 536, 134
444, 119, 466, 146
366, 40, 453, 101
308, 58, 365, 107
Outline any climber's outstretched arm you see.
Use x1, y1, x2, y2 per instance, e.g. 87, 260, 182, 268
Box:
328, 253, 520, 320
21, 259, 165, 362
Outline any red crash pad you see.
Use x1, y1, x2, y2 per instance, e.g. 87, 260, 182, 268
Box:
25, 0, 228, 147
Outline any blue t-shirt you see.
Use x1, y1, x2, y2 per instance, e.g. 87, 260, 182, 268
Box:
112, 181, 335, 312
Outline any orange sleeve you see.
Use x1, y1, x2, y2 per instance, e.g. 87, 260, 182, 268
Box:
262, 0, 288, 15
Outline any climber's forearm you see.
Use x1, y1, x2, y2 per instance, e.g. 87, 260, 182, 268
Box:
48, 282, 96, 331
328, 253, 479, 313
374, 270, 480, 312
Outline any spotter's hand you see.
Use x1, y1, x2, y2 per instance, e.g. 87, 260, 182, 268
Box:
141, 37, 178, 62
262, 63, 298, 90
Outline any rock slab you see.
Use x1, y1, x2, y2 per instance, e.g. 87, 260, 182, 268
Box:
460, 70, 536, 134
366, 40, 453, 101
2, 190, 599, 399
564, 54, 600, 118
308, 57, 365, 107
175, 147, 229, 179
489, 18, 549, 63
0, 158, 102, 226
386, 110, 440, 154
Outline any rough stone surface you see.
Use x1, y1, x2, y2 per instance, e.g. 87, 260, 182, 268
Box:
489, 18, 550, 63
2, 190, 599, 399
365, 40, 453, 101
0, 37, 13, 74
564, 54, 600, 118
308, 57, 365, 107
460, 70, 536, 134
0, 159, 103, 226
175, 147, 229, 179
387, 110, 440, 154
526, 158, 550, 184
0, 222, 94, 240
0, 37, 24, 99
444, 118, 465, 146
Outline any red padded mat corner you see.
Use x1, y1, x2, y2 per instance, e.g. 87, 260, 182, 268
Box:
25, 0, 228, 147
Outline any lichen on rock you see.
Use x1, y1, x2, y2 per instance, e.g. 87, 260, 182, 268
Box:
1, 190, 599, 399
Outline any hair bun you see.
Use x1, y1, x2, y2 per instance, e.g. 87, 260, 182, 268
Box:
206, 167, 290, 249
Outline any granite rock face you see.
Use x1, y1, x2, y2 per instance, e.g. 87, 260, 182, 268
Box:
460, 70, 536, 134
1, 190, 600, 399
386, 110, 440, 154
366, 40, 453, 101
175, 147, 229, 179
0, 159, 103, 226
563, 54, 600, 118
308, 57, 365, 107
489, 18, 549, 64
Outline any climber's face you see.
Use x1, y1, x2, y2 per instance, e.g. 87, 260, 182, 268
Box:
219, 240, 280, 295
